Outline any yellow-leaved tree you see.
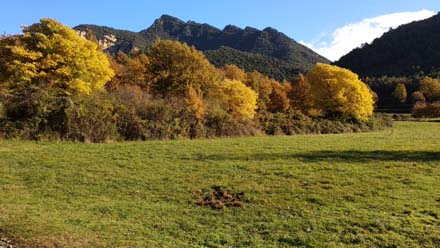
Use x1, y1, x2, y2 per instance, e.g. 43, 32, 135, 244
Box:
419, 76, 440, 102
0, 18, 114, 95
222, 64, 247, 82
148, 39, 221, 98
216, 79, 258, 119
245, 71, 273, 111
306, 63, 374, 121
393, 83, 407, 103
185, 85, 206, 121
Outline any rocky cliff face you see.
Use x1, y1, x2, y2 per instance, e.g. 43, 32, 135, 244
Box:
77, 30, 118, 50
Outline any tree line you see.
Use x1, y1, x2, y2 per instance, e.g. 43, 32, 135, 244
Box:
364, 75, 440, 117
0, 19, 388, 142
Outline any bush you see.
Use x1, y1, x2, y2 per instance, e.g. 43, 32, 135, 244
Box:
0, 90, 68, 140
112, 86, 206, 140
0, 120, 25, 139
258, 111, 392, 135
391, 114, 415, 121
138, 99, 192, 140
63, 94, 119, 142
204, 107, 261, 137
411, 91, 425, 104
111, 85, 151, 140
412, 102, 440, 118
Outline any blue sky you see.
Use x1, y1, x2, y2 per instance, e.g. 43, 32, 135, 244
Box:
1, 0, 439, 60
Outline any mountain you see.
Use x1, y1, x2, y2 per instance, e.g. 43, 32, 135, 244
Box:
336, 12, 440, 77
75, 15, 330, 81
205, 46, 302, 81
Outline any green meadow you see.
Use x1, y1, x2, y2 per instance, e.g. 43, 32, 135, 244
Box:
0, 121, 439, 247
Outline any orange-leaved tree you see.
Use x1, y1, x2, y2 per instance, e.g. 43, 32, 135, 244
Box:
288, 74, 311, 113
267, 81, 290, 113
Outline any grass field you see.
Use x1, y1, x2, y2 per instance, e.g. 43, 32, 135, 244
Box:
0, 122, 439, 247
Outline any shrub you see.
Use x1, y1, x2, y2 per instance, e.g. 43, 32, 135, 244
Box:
111, 88, 189, 140
111, 85, 149, 140
63, 94, 119, 142
1, 89, 68, 140
0, 120, 26, 139
258, 112, 392, 136
411, 91, 426, 104
113, 86, 208, 140
412, 102, 440, 118
139, 99, 191, 140
205, 107, 261, 137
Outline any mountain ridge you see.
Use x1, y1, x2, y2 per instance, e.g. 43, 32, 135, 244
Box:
335, 12, 440, 77
75, 15, 330, 81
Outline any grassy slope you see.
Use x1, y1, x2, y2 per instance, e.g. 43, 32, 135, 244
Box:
0, 122, 439, 247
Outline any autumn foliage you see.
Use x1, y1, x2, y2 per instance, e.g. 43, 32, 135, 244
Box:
0, 18, 114, 95
393, 83, 407, 103
419, 76, 440, 102
217, 79, 258, 119
287, 74, 311, 113
0, 19, 384, 142
307, 63, 375, 121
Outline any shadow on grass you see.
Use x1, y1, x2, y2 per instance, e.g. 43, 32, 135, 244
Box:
199, 150, 440, 163
293, 150, 440, 163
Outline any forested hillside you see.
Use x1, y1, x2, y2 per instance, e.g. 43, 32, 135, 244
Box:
75, 15, 329, 80
336, 12, 440, 77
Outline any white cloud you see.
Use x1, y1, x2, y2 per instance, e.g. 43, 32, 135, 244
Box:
301, 10, 436, 61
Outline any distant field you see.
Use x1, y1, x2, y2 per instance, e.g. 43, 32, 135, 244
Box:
0, 122, 439, 247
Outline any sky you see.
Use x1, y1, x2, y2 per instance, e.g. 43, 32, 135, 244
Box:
1, 0, 439, 60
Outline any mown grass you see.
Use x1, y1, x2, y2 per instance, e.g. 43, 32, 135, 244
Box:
0, 122, 439, 247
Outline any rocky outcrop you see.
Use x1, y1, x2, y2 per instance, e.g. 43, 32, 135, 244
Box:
77, 30, 117, 50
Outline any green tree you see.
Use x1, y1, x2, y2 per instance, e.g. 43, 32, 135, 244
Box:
393, 83, 407, 103
307, 63, 374, 121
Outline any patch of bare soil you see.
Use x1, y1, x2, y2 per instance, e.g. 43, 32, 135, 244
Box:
195, 186, 246, 210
